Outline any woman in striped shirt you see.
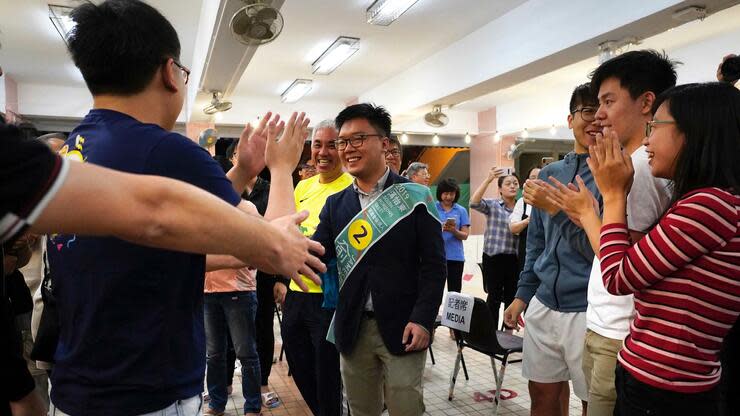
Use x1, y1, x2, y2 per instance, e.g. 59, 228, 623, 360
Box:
548, 82, 739, 416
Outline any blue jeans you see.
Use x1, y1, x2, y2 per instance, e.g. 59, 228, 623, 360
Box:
204, 291, 261, 414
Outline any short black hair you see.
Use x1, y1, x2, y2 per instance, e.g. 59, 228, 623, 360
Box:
388, 135, 402, 151
569, 82, 598, 113
68, 0, 181, 95
436, 178, 460, 203
720, 55, 740, 84
652, 82, 740, 200
215, 137, 234, 157
335, 103, 392, 138
590, 50, 678, 100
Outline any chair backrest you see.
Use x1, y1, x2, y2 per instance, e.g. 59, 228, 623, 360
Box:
460, 297, 504, 355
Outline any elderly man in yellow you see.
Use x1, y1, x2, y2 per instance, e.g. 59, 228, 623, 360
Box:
280, 119, 353, 416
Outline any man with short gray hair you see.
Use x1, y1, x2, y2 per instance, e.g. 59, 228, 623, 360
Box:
405, 162, 430, 186
281, 119, 353, 416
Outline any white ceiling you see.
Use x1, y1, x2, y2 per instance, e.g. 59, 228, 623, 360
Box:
0, 0, 203, 86
3, 0, 740, 137
457, 3, 740, 134
231, 0, 527, 103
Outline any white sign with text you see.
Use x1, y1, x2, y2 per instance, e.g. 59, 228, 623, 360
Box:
441, 291, 474, 332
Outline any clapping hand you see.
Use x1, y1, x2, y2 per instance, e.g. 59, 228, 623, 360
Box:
546, 176, 600, 228
523, 179, 559, 216
234, 111, 276, 179
587, 130, 634, 201
265, 112, 310, 172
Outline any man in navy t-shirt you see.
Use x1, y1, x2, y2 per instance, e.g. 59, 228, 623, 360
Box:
43, 1, 306, 415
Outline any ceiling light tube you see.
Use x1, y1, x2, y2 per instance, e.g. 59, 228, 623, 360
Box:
366, 0, 420, 26
281, 79, 313, 103
312, 37, 360, 75
49, 4, 75, 44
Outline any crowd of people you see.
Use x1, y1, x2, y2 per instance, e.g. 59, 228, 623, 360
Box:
2, 1, 739, 416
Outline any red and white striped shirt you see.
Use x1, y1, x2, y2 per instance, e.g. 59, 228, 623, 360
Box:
600, 187, 740, 393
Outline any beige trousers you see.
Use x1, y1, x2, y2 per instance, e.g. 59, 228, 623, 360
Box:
582, 329, 624, 416
340, 318, 427, 416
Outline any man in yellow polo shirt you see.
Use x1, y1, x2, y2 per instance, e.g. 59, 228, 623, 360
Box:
279, 119, 352, 416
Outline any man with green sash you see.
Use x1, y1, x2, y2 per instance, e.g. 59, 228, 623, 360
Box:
312, 104, 447, 416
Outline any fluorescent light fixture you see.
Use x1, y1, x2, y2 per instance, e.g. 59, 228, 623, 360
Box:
214, 112, 223, 122
550, 125, 557, 136
521, 128, 529, 139
49, 4, 75, 43
366, 0, 420, 26
464, 133, 471, 144
432, 134, 440, 145
400, 133, 409, 143
312, 37, 360, 75
493, 131, 501, 143
281, 79, 313, 103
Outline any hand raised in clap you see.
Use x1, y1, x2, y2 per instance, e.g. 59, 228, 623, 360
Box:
546, 175, 600, 228
265, 112, 310, 173
523, 179, 559, 216
234, 111, 277, 179
587, 130, 634, 201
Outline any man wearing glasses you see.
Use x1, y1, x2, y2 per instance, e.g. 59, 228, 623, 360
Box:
504, 83, 602, 416
311, 104, 446, 416
44, 1, 320, 415
385, 136, 403, 174
405, 162, 431, 186
573, 50, 675, 416
281, 119, 353, 416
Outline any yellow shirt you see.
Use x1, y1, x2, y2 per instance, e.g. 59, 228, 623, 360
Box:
290, 172, 353, 292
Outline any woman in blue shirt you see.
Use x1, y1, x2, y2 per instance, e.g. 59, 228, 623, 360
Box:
435, 178, 470, 294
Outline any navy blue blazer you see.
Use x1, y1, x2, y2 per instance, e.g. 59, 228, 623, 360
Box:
312, 172, 447, 355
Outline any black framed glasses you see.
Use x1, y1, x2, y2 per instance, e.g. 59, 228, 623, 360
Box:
571, 106, 597, 122
386, 149, 401, 157
169, 58, 190, 85
645, 120, 676, 137
335, 134, 383, 150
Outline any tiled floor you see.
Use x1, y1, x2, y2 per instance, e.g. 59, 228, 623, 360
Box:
216, 323, 583, 416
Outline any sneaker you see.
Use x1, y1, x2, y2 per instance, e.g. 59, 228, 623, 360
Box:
203, 407, 224, 416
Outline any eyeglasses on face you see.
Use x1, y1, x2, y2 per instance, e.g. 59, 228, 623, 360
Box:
167, 58, 190, 85
386, 149, 401, 157
645, 120, 676, 138
571, 106, 597, 122
335, 133, 383, 150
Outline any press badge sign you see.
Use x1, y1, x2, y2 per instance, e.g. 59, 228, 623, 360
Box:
441, 292, 474, 332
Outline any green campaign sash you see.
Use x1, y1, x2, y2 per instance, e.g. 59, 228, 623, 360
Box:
326, 182, 441, 343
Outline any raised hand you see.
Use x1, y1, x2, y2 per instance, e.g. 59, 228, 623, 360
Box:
265, 112, 310, 173
486, 166, 505, 182
234, 111, 277, 179
588, 130, 634, 201
547, 175, 600, 228
523, 179, 559, 216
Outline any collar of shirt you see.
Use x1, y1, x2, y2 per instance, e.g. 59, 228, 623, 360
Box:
352, 166, 390, 197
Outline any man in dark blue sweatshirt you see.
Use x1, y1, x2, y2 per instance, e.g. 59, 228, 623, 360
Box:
504, 83, 602, 416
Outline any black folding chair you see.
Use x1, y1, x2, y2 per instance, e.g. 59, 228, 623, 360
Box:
448, 297, 523, 416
